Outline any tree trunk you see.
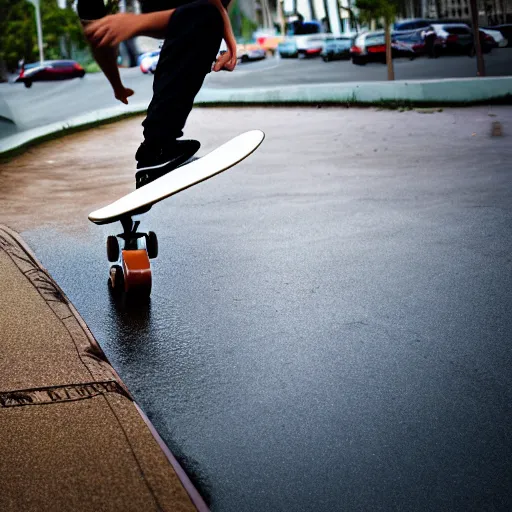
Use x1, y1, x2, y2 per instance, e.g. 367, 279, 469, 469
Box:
385, 21, 394, 81
470, 0, 486, 76
0, 58, 8, 83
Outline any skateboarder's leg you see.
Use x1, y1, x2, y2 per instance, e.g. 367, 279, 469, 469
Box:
143, 1, 223, 141
135, 1, 224, 184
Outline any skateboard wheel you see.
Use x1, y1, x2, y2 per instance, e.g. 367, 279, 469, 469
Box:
122, 249, 152, 295
107, 235, 120, 262
146, 231, 158, 259
108, 265, 124, 294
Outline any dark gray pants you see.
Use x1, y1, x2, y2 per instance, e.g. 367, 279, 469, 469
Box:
78, 0, 224, 147
143, 1, 223, 145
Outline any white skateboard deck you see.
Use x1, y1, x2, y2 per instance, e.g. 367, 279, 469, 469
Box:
89, 130, 265, 225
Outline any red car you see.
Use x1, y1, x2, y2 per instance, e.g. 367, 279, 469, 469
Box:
15, 60, 86, 88
350, 31, 420, 65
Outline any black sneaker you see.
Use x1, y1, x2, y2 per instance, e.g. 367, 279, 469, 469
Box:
135, 139, 200, 189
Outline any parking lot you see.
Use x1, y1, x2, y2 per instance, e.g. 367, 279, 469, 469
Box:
206, 47, 512, 88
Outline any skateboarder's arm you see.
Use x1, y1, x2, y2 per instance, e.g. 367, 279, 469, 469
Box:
84, 1, 238, 77
210, 0, 237, 71
84, 12, 175, 47
81, 19, 134, 105
81, 11, 175, 104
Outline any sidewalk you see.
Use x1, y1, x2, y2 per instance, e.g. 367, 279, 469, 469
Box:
0, 225, 208, 512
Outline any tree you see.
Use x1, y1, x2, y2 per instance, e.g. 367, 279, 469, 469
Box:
356, 0, 397, 80
339, 0, 358, 32
0, 0, 36, 72
0, 0, 86, 72
469, 0, 485, 76
40, 0, 85, 60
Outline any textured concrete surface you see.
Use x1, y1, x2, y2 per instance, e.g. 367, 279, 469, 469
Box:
1, 106, 511, 511
0, 226, 205, 512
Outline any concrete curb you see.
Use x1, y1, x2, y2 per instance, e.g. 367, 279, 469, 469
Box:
0, 224, 209, 512
196, 76, 512, 104
1, 77, 511, 157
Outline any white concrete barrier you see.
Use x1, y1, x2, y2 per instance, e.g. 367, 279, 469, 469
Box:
1, 77, 511, 156
195, 77, 512, 105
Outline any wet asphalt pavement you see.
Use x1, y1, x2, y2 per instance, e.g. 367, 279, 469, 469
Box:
6, 107, 512, 511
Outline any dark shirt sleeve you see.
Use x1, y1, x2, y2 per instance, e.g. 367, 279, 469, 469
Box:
76, 0, 108, 20
77, 0, 231, 18
140, 0, 231, 13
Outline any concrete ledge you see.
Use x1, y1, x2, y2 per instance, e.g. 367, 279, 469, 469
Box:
1, 77, 511, 157
0, 102, 149, 157
195, 77, 512, 105
0, 224, 208, 512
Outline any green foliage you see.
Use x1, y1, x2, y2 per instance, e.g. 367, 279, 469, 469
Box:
42, 0, 86, 59
228, 0, 257, 42
355, 0, 398, 25
0, 0, 86, 70
83, 60, 101, 73
0, 1, 36, 69
105, 0, 120, 14
240, 16, 258, 41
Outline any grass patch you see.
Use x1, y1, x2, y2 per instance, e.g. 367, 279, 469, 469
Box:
83, 61, 101, 73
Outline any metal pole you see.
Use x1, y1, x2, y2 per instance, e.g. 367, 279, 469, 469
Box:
28, 0, 44, 63
469, 0, 485, 76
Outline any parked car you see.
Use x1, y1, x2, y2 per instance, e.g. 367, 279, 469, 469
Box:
278, 39, 299, 58
298, 36, 326, 57
237, 43, 266, 63
255, 35, 284, 55
139, 50, 160, 74
321, 36, 354, 61
423, 24, 475, 56
427, 24, 497, 56
393, 18, 432, 31
350, 31, 421, 64
350, 32, 387, 65
392, 29, 426, 58
480, 27, 508, 47
488, 24, 512, 46
15, 60, 85, 88
478, 28, 498, 49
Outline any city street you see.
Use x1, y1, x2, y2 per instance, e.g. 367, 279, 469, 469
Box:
1, 106, 511, 511
1, 48, 511, 137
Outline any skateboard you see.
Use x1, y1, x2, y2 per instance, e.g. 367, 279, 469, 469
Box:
88, 130, 265, 296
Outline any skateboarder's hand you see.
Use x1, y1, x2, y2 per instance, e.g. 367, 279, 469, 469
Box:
114, 86, 135, 105
85, 13, 142, 47
213, 50, 237, 72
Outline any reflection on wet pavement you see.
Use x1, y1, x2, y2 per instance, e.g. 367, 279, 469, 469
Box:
4, 107, 512, 511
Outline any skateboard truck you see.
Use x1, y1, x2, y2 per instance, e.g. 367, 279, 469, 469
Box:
107, 215, 158, 297
88, 131, 265, 298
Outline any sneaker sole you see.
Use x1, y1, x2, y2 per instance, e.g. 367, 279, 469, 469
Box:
136, 153, 198, 190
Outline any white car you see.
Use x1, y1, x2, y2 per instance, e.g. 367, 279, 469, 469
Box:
139, 51, 160, 74
480, 28, 508, 47
237, 45, 266, 63
295, 34, 328, 57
